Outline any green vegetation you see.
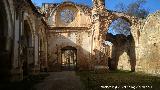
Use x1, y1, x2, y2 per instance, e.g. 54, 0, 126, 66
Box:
77, 70, 160, 90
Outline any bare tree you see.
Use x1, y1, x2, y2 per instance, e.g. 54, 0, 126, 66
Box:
109, 0, 149, 36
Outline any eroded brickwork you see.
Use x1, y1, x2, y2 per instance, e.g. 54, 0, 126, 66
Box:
136, 11, 160, 75
44, 1, 139, 72
1, 0, 160, 82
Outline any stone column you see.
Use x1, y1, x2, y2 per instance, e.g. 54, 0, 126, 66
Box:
91, 0, 109, 73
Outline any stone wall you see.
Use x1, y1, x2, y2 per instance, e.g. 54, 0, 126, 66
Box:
106, 34, 135, 71
136, 11, 160, 75
46, 2, 92, 27
44, 1, 160, 75
110, 11, 160, 75
48, 31, 91, 71
46, 1, 138, 72
46, 2, 92, 71
0, 0, 48, 82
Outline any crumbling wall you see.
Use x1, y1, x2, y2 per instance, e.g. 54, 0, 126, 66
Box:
47, 2, 92, 71
47, 2, 91, 27
48, 31, 91, 71
46, 1, 160, 75
106, 11, 160, 75
108, 34, 133, 71
136, 11, 160, 75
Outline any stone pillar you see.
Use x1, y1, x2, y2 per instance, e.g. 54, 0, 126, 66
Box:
44, 41, 48, 71
33, 34, 40, 74
92, 0, 109, 73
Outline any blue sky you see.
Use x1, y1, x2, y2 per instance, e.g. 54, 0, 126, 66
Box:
32, 0, 160, 13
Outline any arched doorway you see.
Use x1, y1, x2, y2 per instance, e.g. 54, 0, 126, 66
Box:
61, 46, 77, 71
107, 17, 136, 71
20, 20, 33, 77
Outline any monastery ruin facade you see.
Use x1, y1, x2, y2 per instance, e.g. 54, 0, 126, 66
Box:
0, 0, 160, 82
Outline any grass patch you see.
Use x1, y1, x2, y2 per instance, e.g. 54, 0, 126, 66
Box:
76, 70, 160, 90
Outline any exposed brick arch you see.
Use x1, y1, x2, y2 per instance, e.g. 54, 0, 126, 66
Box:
106, 17, 132, 36
50, 1, 91, 17
24, 20, 33, 46
23, 14, 35, 44
48, 1, 92, 28
101, 11, 138, 31
112, 16, 132, 25
99, 10, 139, 40
112, 12, 137, 25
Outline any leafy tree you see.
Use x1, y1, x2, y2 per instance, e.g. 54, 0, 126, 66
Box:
109, 0, 149, 36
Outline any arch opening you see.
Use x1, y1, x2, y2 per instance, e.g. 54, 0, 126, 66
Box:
106, 18, 136, 72
108, 18, 131, 36
61, 46, 77, 71
21, 20, 33, 77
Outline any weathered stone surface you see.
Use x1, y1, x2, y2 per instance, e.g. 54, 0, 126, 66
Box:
44, 0, 160, 76
109, 11, 160, 75
1, 0, 160, 82
0, 0, 48, 81
136, 11, 160, 75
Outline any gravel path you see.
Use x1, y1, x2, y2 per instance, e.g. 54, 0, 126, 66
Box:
34, 71, 85, 90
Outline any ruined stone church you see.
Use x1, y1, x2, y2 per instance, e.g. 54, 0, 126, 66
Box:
0, 0, 160, 82
42, 0, 137, 71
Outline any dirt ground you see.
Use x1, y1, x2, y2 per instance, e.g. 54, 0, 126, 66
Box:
34, 71, 85, 90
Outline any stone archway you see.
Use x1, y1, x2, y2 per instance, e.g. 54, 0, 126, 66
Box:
61, 46, 77, 71
20, 20, 33, 77
0, 0, 11, 81
106, 17, 136, 71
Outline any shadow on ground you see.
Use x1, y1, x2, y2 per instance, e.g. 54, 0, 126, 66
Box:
0, 73, 49, 90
